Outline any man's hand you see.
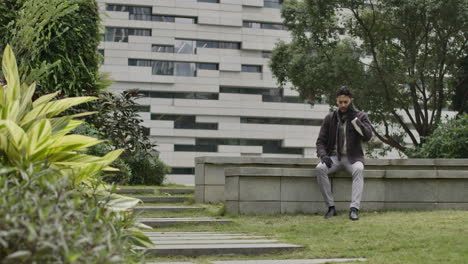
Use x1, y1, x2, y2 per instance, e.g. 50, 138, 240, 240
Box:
321, 156, 333, 168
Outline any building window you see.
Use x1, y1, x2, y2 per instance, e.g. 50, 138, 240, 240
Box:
175, 39, 196, 54
140, 91, 218, 100
104, 27, 151, 42
152, 114, 218, 130
220, 42, 241, 49
153, 61, 174, 75
264, 0, 283, 8
152, 45, 175, 53
241, 117, 322, 126
104, 27, 127, 42
197, 40, 219, 49
170, 167, 195, 174
262, 51, 272, 58
128, 6, 152, 20
152, 15, 197, 24
243, 21, 287, 30
130, 59, 217, 76
153, 15, 176, 22
180, 39, 241, 50
174, 145, 218, 152
128, 59, 152, 67
194, 138, 303, 154
197, 63, 219, 70
106, 4, 129, 12
128, 28, 152, 36
241, 65, 262, 73
175, 62, 196, 77
243, 21, 261, 29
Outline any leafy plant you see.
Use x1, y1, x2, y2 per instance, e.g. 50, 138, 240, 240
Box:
0, 45, 152, 261
409, 115, 468, 158
0, 44, 119, 186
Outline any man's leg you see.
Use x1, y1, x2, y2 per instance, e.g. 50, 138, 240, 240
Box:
343, 158, 364, 209
316, 156, 342, 208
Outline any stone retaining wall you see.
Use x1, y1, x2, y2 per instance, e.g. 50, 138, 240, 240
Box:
195, 157, 468, 214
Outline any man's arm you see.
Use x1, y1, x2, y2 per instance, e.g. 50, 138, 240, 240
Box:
351, 112, 373, 142
316, 114, 330, 158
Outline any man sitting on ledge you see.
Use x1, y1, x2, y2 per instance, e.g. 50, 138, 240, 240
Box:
316, 86, 373, 220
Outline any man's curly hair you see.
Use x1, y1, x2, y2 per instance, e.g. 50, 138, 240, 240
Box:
336, 86, 353, 98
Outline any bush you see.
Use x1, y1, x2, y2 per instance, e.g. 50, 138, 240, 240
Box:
128, 156, 171, 186
85, 90, 169, 185
409, 115, 468, 158
0, 168, 144, 263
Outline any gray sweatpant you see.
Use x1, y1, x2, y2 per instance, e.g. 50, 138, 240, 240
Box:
316, 156, 364, 209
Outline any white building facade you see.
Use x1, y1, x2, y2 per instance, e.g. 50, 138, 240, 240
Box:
96, 0, 372, 185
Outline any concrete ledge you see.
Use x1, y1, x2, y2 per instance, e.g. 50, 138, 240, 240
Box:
195, 157, 468, 213
196, 157, 468, 204
224, 167, 468, 214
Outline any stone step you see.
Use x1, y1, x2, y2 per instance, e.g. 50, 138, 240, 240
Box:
134, 206, 205, 213
114, 188, 155, 194
114, 188, 194, 195
210, 259, 367, 264
146, 235, 268, 240
150, 239, 279, 244
146, 260, 366, 264
159, 188, 194, 195
138, 217, 231, 227
141, 243, 303, 257
140, 232, 303, 257
133, 196, 189, 203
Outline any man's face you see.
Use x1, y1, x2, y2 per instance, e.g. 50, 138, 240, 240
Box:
336, 95, 353, 113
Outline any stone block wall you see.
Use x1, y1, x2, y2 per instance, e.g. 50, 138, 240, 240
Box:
194, 156, 468, 214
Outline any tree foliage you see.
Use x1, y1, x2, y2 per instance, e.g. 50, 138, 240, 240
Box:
271, 0, 468, 152
0, 0, 106, 96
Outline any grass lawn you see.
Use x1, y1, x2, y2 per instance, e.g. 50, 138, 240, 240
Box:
145, 210, 468, 264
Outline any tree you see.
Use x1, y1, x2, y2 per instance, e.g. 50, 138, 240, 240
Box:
0, 0, 106, 97
452, 56, 468, 116
271, 0, 468, 153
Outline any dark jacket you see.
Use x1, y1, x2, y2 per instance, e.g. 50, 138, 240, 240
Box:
316, 109, 373, 164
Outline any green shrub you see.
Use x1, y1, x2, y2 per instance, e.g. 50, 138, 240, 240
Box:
0, 168, 144, 263
409, 115, 468, 158
128, 155, 171, 186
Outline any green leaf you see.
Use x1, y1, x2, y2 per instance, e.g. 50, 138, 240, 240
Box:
2, 45, 20, 103
6, 250, 32, 260
105, 194, 140, 211
50, 134, 102, 152
22, 96, 97, 125
32, 91, 59, 108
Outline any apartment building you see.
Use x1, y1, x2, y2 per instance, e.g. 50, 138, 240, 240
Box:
97, 0, 369, 185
